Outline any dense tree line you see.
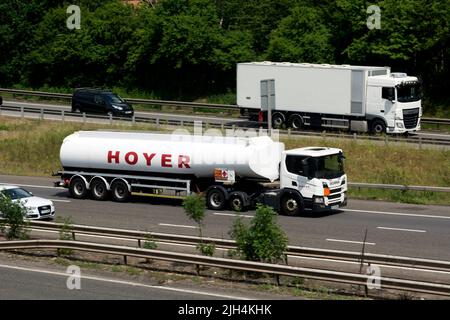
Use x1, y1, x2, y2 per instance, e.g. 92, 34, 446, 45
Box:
0, 0, 448, 109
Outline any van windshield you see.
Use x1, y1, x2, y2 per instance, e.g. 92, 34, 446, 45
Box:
108, 94, 125, 104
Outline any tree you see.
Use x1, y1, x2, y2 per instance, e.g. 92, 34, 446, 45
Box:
0, 195, 30, 240
183, 194, 215, 256
230, 205, 288, 264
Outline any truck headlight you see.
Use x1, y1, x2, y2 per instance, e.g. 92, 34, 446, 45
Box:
396, 122, 404, 128
314, 196, 324, 204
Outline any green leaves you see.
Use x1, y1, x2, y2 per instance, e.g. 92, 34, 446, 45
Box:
230, 205, 288, 264
0, 195, 30, 240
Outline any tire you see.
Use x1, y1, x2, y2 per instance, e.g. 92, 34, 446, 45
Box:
280, 193, 303, 216
371, 119, 386, 134
69, 177, 88, 199
72, 105, 81, 113
90, 178, 109, 201
206, 187, 227, 210
288, 114, 303, 130
271, 113, 285, 129
111, 180, 130, 202
229, 194, 245, 212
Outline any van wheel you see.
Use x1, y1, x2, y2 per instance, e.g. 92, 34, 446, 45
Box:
281, 193, 303, 216
206, 188, 227, 210
371, 119, 386, 134
69, 177, 88, 199
111, 180, 130, 202
91, 179, 109, 201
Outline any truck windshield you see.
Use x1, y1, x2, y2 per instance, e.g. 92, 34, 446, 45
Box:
312, 154, 344, 179
1, 188, 32, 200
396, 82, 421, 102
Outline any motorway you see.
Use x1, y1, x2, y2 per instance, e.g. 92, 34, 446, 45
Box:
2, 100, 450, 145
1, 174, 449, 262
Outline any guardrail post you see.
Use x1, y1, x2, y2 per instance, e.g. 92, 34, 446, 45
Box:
132, 115, 135, 125
180, 120, 184, 127
288, 128, 291, 137
40, 108, 44, 120
353, 133, 357, 140
124, 255, 128, 265
138, 239, 141, 248
109, 113, 113, 125
156, 117, 160, 128
72, 232, 76, 241
21, 106, 24, 119
83, 112, 86, 124
61, 110, 65, 123
275, 274, 280, 286
419, 136, 422, 150
196, 264, 200, 276
384, 135, 388, 146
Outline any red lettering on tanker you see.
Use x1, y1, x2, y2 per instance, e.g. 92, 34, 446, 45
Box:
161, 154, 172, 167
107, 151, 190, 169
108, 151, 120, 164
125, 152, 138, 165
178, 155, 191, 168
143, 153, 156, 166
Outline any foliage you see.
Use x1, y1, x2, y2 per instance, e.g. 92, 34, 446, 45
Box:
56, 216, 75, 256
0, 194, 30, 240
143, 233, 158, 250
230, 205, 288, 264
196, 242, 216, 257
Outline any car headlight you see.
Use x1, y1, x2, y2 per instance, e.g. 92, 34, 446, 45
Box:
112, 105, 123, 110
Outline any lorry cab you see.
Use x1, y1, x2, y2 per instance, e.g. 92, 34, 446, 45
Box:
366, 73, 422, 134
279, 147, 347, 214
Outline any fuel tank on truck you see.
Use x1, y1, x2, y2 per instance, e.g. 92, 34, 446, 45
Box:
60, 131, 284, 181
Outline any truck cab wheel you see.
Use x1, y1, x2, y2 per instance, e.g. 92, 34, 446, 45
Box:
111, 180, 130, 202
206, 188, 227, 210
371, 119, 386, 134
91, 179, 109, 201
69, 177, 88, 199
281, 194, 302, 216
229, 194, 245, 212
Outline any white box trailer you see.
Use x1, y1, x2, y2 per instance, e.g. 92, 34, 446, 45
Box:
237, 62, 422, 134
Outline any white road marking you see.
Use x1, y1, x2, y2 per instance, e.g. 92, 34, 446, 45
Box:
326, 238, 376, 246
158, 223, 198, 229
49, 199, 71, 203
212, 212, 253, 218
0, 182, 63, 190
287, 255, 450, 275
377, 226, 426, 233
0, 263, 249, 300
344, 208, 450, 220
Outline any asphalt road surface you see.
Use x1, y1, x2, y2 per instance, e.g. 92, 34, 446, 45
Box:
1, 175, 449, 261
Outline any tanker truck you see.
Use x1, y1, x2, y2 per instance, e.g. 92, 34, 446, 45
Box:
55, 131, 347, 215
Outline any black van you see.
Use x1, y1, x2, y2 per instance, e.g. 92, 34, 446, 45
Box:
71, 88, 134, 117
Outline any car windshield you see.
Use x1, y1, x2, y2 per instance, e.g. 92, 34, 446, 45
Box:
108, 94, 125, 104
397, 82, 421, 102
312, 154, 345, 179
1, 188, 32, 200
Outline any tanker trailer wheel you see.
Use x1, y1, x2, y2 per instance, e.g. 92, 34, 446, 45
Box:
90, 178, 109, 201
206, 187, 227, 210
111, 180, 130, 202
69, 177, 88, 199
229, 193, 246, 212
281, 193, 303, 216
288, 114, 303, 131
271, 113, 285, 129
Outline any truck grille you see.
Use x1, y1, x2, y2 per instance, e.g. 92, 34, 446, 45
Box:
403, 108, 419, 129
38, 205, 51, 216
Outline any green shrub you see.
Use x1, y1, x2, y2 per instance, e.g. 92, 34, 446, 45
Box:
0, 195, 30, 240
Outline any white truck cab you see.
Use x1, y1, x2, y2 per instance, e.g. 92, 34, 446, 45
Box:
367, 72, 422, 134
276, 147, 347, 214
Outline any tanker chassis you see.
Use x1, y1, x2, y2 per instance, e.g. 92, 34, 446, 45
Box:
56, 131, 347, 215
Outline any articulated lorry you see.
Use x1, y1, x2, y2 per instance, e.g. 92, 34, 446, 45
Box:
56, 131, 347, 215
238, 62, 422, 134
